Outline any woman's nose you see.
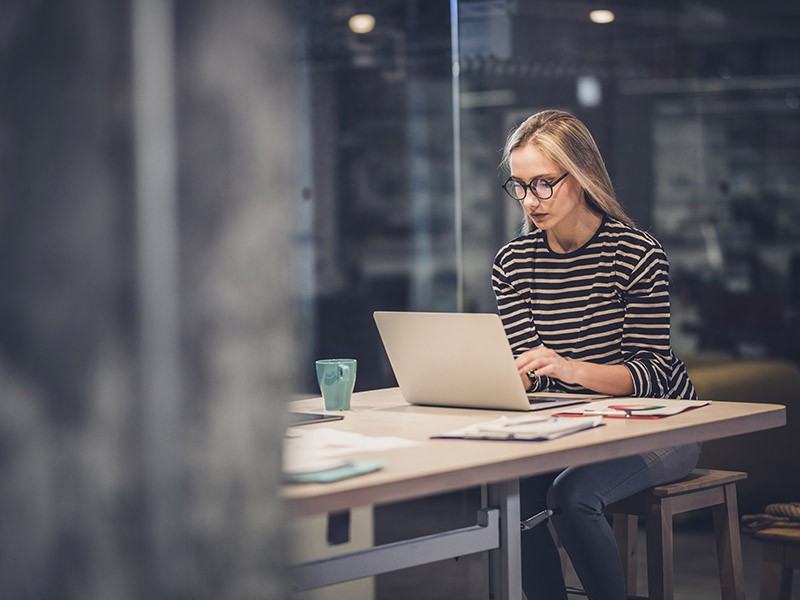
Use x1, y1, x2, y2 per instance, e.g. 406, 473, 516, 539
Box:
521, 193, 542, 208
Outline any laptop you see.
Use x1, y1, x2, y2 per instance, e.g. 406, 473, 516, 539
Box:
373, 311, 606, 411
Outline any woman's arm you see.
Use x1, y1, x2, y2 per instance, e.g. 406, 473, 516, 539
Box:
492, 250, 549, 392
513, 239, 673, 397
514, 347, 634, 396
619, 243, 675, 397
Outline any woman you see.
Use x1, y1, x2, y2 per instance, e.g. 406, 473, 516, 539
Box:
492, 110, 700, 600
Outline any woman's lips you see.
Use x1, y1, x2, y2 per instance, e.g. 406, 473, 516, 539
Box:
530, 213, 547, 220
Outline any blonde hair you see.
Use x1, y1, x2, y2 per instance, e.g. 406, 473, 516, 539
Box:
501, 110, 634, 232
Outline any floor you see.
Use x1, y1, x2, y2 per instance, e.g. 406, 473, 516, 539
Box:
374, 490, 799, 599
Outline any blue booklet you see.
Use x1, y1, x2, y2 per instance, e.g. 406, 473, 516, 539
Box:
284, 459, 385, 483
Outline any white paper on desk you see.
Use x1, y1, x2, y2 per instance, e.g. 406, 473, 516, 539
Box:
283, 428, 420, 474
555, 398, 710, 417
433, 415, 603, 441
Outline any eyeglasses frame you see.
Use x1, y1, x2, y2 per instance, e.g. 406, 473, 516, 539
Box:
501, 172, 570, 202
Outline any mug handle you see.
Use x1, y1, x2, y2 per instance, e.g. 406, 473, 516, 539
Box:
338, 364, 350, 381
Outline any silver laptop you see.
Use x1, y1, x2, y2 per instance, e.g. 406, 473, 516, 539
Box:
373, 311, 603, 411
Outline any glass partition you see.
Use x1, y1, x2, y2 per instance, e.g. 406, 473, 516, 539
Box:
456, 0, 800, 364
295, 1, 456, 392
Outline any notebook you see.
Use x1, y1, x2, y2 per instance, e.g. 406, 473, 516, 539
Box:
373, 311, 607, 412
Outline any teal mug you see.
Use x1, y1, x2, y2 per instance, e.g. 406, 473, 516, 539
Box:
316, 359, 357, 411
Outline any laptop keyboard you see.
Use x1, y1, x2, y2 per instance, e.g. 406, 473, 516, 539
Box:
526, 396, 588, 411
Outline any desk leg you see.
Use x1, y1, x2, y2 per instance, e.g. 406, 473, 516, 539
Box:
483, 480, 522, 600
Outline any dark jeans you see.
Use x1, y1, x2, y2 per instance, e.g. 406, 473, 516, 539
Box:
520, 443, 701, 600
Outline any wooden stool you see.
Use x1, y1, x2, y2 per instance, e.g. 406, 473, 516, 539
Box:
606, 468, 747, 600
753, 527, 800, 600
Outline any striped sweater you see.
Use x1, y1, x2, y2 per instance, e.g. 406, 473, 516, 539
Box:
492, 217, 696, 399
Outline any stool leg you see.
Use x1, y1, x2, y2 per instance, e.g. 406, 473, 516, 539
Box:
553, 526, 570, 577
645, 498, 674, 600
759, 542, 793, 600
711, 483, 745, 600
613, 514, 639, 595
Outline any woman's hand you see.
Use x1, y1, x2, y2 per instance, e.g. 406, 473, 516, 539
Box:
515, 345, 579, 385
514, 344, 635, 396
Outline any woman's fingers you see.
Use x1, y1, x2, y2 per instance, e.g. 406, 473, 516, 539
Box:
516, 348, 548, 376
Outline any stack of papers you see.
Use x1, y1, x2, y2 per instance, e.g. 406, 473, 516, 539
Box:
283, 428, 420, 483
434, 415, 603, 441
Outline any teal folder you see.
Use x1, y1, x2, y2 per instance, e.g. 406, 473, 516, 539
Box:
284, 459, 385, 483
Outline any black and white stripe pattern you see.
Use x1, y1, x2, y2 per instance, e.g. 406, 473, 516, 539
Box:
492, 217, 696, 399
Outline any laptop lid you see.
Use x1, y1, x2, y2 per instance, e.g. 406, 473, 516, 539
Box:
373, 311, 534, 411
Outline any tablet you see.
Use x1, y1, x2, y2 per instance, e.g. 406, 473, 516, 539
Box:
288, 412, 345, 426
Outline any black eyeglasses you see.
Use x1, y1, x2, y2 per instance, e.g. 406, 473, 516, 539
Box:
501, 172, 569, 201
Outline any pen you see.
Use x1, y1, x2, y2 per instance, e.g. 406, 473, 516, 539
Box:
463, 430, 513, 440
582, 408, 627, 416
505, 416, 553, 426
477, 416, 550, 430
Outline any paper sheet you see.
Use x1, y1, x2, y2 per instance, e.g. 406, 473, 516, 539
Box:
283, 428, 420, 474
553, 398, 710, 418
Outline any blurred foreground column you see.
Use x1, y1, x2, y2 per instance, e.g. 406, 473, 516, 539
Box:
0, 0, 295, 598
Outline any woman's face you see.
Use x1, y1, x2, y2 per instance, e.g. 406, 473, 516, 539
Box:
509, 144, 584, 232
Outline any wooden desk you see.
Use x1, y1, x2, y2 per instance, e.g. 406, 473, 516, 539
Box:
285, 388, 786, 599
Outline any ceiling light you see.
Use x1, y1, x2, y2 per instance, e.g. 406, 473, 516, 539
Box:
349, 13, 376, 34
589, 9, 615, 24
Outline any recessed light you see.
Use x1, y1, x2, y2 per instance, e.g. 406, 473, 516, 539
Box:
349, 13, 376, 34
589, 9, 615, 24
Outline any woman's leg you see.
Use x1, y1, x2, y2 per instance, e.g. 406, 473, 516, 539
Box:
519, 471, 567, 600
548, 443, 701, 600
